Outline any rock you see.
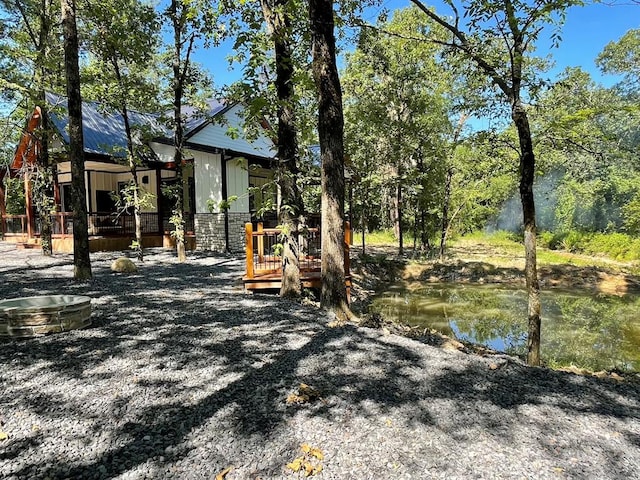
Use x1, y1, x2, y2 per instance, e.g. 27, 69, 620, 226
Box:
359, 312, 383, 329
111, 257, 138, 273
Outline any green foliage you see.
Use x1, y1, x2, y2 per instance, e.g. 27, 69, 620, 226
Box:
111, 182, 154, 214
597, 28, 640, 96
540, 230, 640, 261
537, 231, 555, 249
207, 195, 238, 213
3, 177, 26, 214
343, 7, 457, 245
582, 233, 640, 261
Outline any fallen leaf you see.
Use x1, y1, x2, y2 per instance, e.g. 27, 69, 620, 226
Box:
489, 363, 499, 370
286, 384, 320, 405
308, 448, 323, 460
0, 431, 7, 441
286, 457, 303, 472
304, 461, 314, 476
286, 393, 309, 404
301, 443, 311, 454
299, 384, 320, 399
215, 466, 233, 480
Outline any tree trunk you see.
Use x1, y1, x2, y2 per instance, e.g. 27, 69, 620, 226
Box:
37, 112, 53, 256
61, 0, 91, 280
440, 114, 466, 259
119, 92, 144, 261
261, 0, 304, 298
397, 175, 403, 255
439, 165, 453, 259
361, 210, 366, 256
513, 101, 541, 366
309, 0, 352, 319
170, 0, 187, 263
36, 9, 53, 256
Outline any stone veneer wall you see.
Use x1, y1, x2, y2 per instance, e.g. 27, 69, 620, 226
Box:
194, 212, 251, 253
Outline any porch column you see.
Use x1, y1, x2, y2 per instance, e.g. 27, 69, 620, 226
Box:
221, 151, 230, 252
0, 175, 6, 235
156, 165, 163, 234
24, 172, 35, 239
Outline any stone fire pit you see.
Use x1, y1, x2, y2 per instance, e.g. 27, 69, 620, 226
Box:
0, 295, 92, 337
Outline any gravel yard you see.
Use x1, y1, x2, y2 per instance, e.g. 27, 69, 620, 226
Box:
0, 243, 639, 479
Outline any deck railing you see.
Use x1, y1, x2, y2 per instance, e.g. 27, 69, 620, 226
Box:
244, 221, 351, 281
1, 212, 195, 239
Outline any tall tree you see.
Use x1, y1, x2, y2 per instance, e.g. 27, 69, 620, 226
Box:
408, 0, 578, 365
83, 0, 160, 262
61, 0, 91, 279
162, 0, 215, 263
309, 0, 352, 319
260, 0, 305, 297
344, 8, 455, 256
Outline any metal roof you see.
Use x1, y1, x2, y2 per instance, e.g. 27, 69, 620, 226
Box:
46, 92, 166, 159
46, 93, 275, 161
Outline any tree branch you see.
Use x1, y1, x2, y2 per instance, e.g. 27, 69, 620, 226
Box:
13, 0, 38, 48
409, 0, 513, 97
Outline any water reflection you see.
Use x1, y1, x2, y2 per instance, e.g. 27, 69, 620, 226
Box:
371, 283, 640, 372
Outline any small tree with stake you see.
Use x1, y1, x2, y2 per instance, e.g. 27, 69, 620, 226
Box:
407, 0, 580, 365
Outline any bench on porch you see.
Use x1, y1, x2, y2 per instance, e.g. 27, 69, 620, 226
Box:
242, 221, 351, 300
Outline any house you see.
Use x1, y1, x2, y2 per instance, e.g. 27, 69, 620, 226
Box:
1, 92, 277, 253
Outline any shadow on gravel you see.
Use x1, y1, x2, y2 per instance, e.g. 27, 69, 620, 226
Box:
1, 248, 639, 479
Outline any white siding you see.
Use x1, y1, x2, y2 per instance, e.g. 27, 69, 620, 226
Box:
149, 142, 176, 163
226, 157, 249, 213
187, 104, 275, 159
193, 151, 222, 213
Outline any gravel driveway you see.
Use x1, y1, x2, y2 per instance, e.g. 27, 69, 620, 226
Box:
0, 244, 639, 479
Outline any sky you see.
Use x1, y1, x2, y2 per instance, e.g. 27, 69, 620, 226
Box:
191, 1, 640, 91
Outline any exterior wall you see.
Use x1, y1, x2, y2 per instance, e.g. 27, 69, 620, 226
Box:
187, 104, 275, 159
55, 161, 158, 212
149, 142, 176, 164
191, 152, 253, 252
226, 157, 249, 213
194, 212, 251, 252
192, 151, 222, 213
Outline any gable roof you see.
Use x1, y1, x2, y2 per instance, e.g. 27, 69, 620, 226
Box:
14, 93, 275, 167
185, 104, 275, 159
46, 92, 165, 160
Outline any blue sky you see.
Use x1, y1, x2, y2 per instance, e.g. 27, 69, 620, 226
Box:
193, 1, 639, 90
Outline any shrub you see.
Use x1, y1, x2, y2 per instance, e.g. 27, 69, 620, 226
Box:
583, 233, 640, 261
559, 230, 587, 253
537, 231, 555, 249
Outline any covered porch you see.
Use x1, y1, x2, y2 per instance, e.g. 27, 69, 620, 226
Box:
0, 211, 196, 252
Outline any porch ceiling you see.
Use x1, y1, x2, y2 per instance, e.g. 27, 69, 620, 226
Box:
56, 160, 133, 174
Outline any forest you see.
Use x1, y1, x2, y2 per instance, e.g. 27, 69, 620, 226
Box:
1, 0, 640, 368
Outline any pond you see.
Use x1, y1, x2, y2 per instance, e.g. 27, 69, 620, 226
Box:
370, 283, 640, 372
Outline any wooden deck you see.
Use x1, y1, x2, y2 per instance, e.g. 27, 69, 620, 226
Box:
242, 222, 352, 300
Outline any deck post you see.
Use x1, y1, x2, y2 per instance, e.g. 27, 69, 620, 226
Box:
345, 221, 351, 304
24, 172, 35, 240
257, 222, 264, 263
245, 222, 254, 279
